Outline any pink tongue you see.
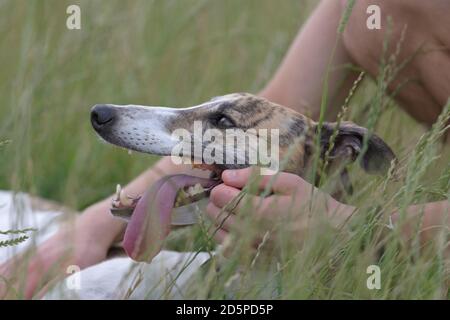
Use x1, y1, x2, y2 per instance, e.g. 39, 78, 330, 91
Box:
123, 174, 219, 260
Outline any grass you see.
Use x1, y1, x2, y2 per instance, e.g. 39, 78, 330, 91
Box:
0, 0, 449, 299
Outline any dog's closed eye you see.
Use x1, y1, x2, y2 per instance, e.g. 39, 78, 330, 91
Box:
209, 113, 235, 129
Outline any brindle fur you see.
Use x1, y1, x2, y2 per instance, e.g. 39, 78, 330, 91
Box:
167, 93, 395, 182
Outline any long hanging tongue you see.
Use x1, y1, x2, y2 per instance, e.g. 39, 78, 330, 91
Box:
122, 174, 219, 260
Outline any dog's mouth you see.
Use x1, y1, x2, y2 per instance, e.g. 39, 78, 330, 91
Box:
110, 165, 223, 257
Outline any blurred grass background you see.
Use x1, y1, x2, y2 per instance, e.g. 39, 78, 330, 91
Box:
0, 0, 315, 209
1, 0, 447, 208
0, 0, 448, 299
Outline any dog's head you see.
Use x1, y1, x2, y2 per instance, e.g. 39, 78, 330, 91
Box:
91, 92, 395, 181
91, 93, 295, 158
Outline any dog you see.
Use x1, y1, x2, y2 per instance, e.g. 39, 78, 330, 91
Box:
22, 93, 398, 299
90, 93, 396, 260
91, 92, 395, 192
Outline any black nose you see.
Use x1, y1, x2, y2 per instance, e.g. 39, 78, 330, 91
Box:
91, 104, 115, 129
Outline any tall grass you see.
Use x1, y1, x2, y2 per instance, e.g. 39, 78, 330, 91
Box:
0, 0, 448, 299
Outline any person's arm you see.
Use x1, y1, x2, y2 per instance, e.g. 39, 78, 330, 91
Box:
0, 156, 205, 299
259, 0, 358, 120
392, 200, 449, 254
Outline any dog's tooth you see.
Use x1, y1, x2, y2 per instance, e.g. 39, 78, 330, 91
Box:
193, 183, 203, 193
114, 184, 121, 202
118, 189, 124, 204
112, 199, 120, 208
119, 188, 133, 206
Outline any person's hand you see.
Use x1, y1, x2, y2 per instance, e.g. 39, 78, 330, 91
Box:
206, 167, 353, 248
0, 211, 114, 299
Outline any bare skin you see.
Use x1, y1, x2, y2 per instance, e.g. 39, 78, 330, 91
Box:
342, 0, 450, 125
1, 0, 449, 299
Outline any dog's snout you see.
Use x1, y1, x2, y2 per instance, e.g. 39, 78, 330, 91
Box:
91, 104, 115, 129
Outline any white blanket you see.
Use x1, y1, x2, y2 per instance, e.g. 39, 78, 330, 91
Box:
0, 191, 211, 299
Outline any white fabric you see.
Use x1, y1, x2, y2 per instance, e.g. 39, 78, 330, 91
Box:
0, 190, 211, 299
0, 190, 60, 264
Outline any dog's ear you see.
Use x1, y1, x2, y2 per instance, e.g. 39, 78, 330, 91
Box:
319, 121, 396, 174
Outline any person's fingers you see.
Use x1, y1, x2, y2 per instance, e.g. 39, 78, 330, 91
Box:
210, 184, 283, 217
206, 201, 236, 231
222, 168, 306, 195
210, 227, 229, 244
206, 202, 275, 256
210, 228, 238, 258
209, 184, 241, 209
206, 201, 259, 246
